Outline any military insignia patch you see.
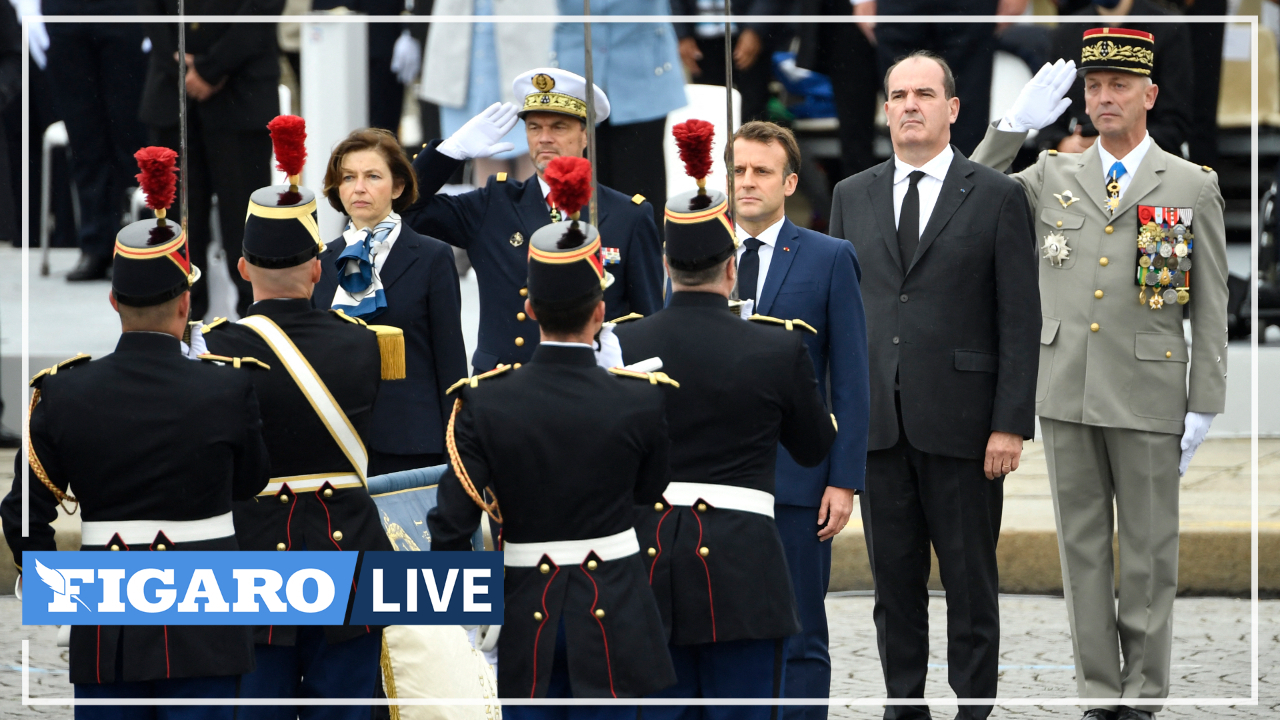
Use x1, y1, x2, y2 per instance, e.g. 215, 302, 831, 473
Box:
1042, 231, 1070, 266
509, 231, 524, 247
532, 73, 555, 92
1053, 190, 1080, 209
603, 247, 621, 265
1135, 205, 1193, 310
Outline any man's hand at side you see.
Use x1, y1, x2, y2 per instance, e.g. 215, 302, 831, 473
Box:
817, 486, 854, 541
984, 431, 1023, 480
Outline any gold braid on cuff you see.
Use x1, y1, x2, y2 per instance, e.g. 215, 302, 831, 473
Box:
445, 397, 502, 525
27, 390, 77, 515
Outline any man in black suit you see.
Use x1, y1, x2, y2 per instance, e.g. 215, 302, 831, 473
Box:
202, 173, 396, 719
139, 0, 284, 319
828, 51, 1040, 719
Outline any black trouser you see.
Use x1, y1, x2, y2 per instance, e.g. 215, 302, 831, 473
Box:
860, 395, 1002, 720
691, 32, 774, 124
874, 20, 995, 156
595, 116, 666, 229
153, 114, 271, 320
44, 4, 147, 260
1187, 1, 1226, 167
824, 21, 879, 181
368, 52, 403, 136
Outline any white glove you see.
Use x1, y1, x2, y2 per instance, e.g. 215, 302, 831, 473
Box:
14, 575, 20, 600
1179, 411, 1215, 476
11, 0, 49, 70
999, 58, 1076, 133
390, 30, 421, 86
180, 322, 208, 360
594, 323, 624, 369
437, 102, 518, 161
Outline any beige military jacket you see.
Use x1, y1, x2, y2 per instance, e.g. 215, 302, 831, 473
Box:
970, 124, 1228, 436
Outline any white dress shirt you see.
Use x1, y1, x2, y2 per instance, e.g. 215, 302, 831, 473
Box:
734, 215, 787, 301
892, 145, 954, 238
1096, 132, 1152, 201
537, 174, 554, 212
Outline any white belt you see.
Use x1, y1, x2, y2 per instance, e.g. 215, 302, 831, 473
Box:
502, 529, 640, 567
663, 482, 775, 518
258, 473, 365, 497
82, 511, 235, 546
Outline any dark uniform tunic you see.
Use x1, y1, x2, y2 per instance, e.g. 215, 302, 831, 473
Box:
0, 331, 271, 684
401, 142, 664, 371
427, 344, 677, 699
614, 292, 838, 646
202, 298, 394, 646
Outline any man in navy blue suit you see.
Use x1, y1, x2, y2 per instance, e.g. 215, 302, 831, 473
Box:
730, 121, 870, 718
401, 68, 664, 373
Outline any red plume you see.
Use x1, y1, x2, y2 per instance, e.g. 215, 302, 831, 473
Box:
267, 115, 307, 178
134, 146, 178, 212
673, 119, 715, 181
544, 156, 592, 218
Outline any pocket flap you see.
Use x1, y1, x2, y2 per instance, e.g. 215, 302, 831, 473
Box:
1134, 332, 1189, 362
954, 349, 999, 373
1041, 316, 1061, 345
1040, 208, 1086, 230
778, 281, 818, 295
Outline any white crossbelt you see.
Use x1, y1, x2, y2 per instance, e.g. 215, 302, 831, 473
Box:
502, 528, 640, 567
258, 472, 365, 497
82, 512, 235, 546
663, 482, 775, 518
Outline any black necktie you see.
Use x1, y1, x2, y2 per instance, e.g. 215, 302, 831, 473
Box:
738, 237, 763, 303
898, 170, 926, 273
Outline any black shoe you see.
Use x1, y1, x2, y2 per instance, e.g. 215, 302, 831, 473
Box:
1082, 711, 1117, 720
1116, 709, 1154, 720
66, 252, 111, 282
0, 425, 18, 449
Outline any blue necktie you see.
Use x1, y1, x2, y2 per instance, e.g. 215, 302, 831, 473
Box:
1108, 160, 1127, 184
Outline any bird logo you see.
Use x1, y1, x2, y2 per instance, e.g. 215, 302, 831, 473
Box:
35, 558, 93, 612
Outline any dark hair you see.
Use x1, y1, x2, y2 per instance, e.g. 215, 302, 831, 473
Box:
323, 128, 419, 214
884, 50, 956, 100
529, 289, 603, 336
729, 121, 801, 177
668, 256, 730, 288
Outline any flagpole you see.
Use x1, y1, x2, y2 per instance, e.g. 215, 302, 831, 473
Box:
583, 0, 598, 229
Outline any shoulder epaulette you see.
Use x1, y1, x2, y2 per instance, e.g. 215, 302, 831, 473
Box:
631, 194, 645, 205
1202, 165, 1213, 173
201, 317, 228, 333
446, 364, 513, 395
29, 353, 91, 388
747, 314, 817, 334
496, 172, 508, 182
198, 354, 271, 370
1047, 149, 1058, 156
608, 367, 679, 388
609, 312, 644, 325
365, 325, 406, 380
330, 308, 367, 326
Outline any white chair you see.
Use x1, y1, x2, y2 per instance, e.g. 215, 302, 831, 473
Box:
39, 121, 79, 277
664, 84, 742, 199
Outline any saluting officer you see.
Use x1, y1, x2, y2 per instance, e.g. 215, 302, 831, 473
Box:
971, 31, 1229, 720
200, 126, 401, 720
401, 68, 664, 373
427, 157, 677, 716
612, 177, 838, 716
0, 147, 271, 716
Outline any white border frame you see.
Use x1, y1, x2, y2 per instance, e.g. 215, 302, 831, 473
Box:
16, 12, 1260, 710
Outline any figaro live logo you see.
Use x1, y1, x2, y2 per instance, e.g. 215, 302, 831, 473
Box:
22, 551, 504, 626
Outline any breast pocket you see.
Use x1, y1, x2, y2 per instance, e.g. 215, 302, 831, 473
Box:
777, 281, 818, 296
1039, 208, 1086, 270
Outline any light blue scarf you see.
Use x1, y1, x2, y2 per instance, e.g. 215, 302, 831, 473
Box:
331, 214, 399, 320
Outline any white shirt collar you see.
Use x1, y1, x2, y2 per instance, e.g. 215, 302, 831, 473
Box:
1096, 132, 1153, 180
893, 145, 955, 185
539, 340, 593, 349
734, 215, 786, 247
537, 174, 551, 204
341, 211, 402, 246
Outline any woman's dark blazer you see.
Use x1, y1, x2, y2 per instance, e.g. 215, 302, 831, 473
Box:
315, 224, 468, 458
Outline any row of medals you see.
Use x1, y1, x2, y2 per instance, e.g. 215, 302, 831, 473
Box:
1136, 220, 1191, 310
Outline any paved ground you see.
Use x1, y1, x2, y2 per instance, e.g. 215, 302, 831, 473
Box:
2, 594, 1275, 717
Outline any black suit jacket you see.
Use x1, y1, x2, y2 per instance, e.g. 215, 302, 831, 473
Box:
137, 0, 284, 130
1, 332, 270, 684
830, 150, 1040, 460
314, 224, 469, 457
428, 345, 676, 699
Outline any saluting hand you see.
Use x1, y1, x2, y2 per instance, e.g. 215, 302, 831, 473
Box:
438, 102, 519, 161
1000, 58, 1076, 133
817, 486, 854, 542
984, 431, 1023, 480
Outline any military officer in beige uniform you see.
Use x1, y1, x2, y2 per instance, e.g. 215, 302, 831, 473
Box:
969, 29, 1228, 720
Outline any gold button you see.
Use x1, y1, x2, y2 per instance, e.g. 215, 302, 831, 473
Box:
1090, 323, 1100, 332
648, 547, 657, 557
587, 560, 598, 571
1099, 257, 1109, 266
534, 611, 544, 621
699, 547, 710, 557
594, 608, 605, 619
332, 530, 343, 541
519, 287, 528, 297
539, 563, 550, 574
110, 545, 120, 551
1056, 220, 1063, 227
277, 543, 287, 551
1095, 290, 1104, 299
323, 488, 333, 498
1105, 225, 1114, 234
654, 502, 664, 512
515, 337, 525, 347
280, 494, 290, 504
517, 312, 526, 321
514, 363, 522, 369
156, 544, 166, 551
696, 503, 707, 512
1166, 351, 1173, 358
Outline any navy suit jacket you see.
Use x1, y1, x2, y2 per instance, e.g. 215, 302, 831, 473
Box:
314, 224, 468, 457
756, 218, 871, 503
401, 142, 665, 372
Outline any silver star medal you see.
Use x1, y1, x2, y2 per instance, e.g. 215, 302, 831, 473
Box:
1042, 231, 1070, 266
